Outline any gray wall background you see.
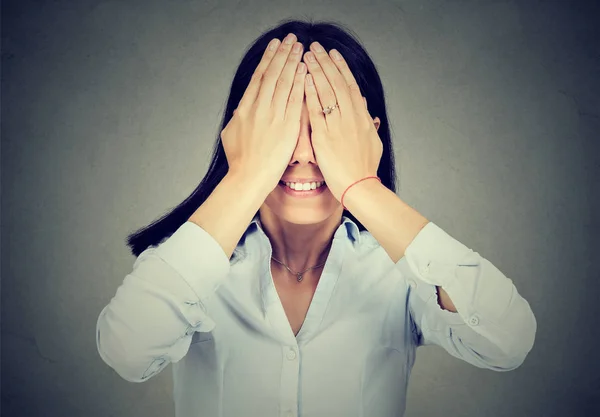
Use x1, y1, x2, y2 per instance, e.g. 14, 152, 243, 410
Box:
2, 0, 599, 416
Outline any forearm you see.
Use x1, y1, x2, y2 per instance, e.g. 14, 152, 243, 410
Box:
342, 178, 429, 263
408, 254, 537, 369
344, 179, 537, 366
343, 180, 462, 313
97, 244, 223, 382
188, 172, 272, 259
99, 173, 268, 381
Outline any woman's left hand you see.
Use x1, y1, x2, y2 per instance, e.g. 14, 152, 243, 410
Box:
303, 42, 383, 203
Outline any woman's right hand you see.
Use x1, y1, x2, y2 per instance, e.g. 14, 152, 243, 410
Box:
221, 33, 306, 192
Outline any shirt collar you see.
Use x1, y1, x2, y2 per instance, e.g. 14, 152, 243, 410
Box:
244, 212, 359, 326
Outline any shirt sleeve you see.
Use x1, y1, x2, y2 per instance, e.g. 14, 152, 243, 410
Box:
399, 221, 537, 371
96, 221, 231, 382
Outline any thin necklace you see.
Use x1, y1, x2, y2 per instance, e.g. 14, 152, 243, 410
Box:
271, 256, 327, 282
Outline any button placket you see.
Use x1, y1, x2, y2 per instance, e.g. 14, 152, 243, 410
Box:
279, 345, 299, 417
286, 348, 297, 360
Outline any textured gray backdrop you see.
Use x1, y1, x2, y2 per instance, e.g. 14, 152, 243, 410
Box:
2, 0, 599, 416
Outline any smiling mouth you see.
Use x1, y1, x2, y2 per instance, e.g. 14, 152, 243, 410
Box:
279, 180, 327, 191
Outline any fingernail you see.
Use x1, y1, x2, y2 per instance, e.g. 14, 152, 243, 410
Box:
269, 39, 280, 51
331, 49, 342, 60
284, 33, 295, 45
293, 43, 303, 53
312, 42, 324, 53
306, 52, 315, 62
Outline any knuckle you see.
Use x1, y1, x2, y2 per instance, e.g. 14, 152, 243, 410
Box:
250, 102, 262, 116
276, 77, 287, 88
286, 53, 298, 65
333, 79, 346, 91
220, 128, 229, 141
250, 71, 263, 84
263, 70, 276, 82
348, 82, 361, 94
234, 109, 246, 120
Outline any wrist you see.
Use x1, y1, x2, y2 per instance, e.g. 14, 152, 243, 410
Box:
341, 176, 381, 209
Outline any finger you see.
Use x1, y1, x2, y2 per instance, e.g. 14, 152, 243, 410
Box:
237, 38, 281, 113
308, 42, 353, 117
328, 49, 368, 119
304, 51, 339, 118
284, 62, 307, 121
256, 33, 299, 111
273, 42, 304, 118
304, 74, 327, 133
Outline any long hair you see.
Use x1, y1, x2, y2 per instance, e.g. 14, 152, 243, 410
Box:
126, 17, 398, 257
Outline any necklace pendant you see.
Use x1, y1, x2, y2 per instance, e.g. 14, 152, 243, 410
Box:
296, 273, 303, 282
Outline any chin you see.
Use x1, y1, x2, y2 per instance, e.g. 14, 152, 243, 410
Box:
261, 191, 341, 225
279, 211, 331, 225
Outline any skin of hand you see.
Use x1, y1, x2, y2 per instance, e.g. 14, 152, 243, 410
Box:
302, 42, 383, 202
303, 42, 458, 314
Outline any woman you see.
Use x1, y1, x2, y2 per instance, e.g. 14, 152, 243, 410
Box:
96, 18, 537, 417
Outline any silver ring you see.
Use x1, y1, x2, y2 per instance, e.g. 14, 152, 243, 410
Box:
322, 103, 339, 115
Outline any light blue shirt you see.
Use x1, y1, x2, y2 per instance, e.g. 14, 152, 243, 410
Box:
96, 214, 536, 417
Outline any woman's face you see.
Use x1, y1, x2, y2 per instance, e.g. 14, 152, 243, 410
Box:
260, 97, 379, 226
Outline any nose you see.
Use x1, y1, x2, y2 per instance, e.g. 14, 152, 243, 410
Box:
288, 100, 317, 166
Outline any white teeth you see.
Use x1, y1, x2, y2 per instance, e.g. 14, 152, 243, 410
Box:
284, 181, 324, 190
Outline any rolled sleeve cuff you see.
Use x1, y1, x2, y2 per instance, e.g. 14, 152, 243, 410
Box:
413, 279, 466, 326
404, 221, 475, 287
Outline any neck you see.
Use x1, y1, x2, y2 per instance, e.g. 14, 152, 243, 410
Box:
258, 209, 341, 273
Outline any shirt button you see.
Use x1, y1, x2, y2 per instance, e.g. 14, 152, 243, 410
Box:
419, 264, 430, 276
469, 315, 480, 326
286, 349, 297, 360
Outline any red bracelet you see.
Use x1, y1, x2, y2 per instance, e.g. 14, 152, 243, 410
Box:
341, 176, 381, 210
